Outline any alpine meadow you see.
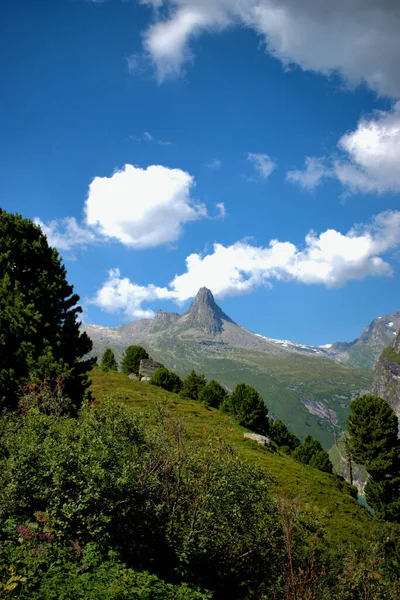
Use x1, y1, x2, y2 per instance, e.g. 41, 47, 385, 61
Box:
2, 0, 400, 597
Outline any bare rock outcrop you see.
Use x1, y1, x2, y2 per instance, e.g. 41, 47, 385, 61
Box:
372, 328, 400, 422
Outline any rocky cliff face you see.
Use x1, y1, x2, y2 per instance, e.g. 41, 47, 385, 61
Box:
328, 312, 400, 370
372, 328, 400, 421
180, 287, 235, 335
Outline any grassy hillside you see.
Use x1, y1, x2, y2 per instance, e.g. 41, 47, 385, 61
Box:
90, 369, 377, 549
91, 341, 372, 449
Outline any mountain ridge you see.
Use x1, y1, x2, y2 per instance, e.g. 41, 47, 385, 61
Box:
84, 288, 374, 448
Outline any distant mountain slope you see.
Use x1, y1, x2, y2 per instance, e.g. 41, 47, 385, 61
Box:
372, 326, 400, 422
84, 288, 372, 449
327, 312, 400, 369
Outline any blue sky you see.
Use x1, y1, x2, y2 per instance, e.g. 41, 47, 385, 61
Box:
1, 0, 400, 345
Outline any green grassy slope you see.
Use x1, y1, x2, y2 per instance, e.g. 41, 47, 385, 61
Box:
91, 341, 372, 449
90, 369, 377, 549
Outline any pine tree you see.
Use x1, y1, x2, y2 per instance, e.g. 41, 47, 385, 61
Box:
293, 435, 333, 473
121, 345, 149, 376
180, 370, 207, 401
0, 209, 95, 412
150, 367, 183, 393
198, 379, 228, 408
101, 348, 118, 372
347, 395, 400, 520
222, 383, 268, 434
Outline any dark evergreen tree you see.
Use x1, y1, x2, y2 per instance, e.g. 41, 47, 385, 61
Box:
293, 435, 333, 474
269, 419, 301, 452
121, 345, 149, 376
180, 370, 207, 401
347, 395, 400, 520
150, 367, 183, 394
221, 383, 268, 434
198, 379, 228, 408
0, 210, 94, 412
100, 348, 118, 372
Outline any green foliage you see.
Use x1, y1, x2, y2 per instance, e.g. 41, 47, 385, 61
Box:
221, 383, 268, 434
150, 368, 183, 393
198, 380, 228, 408
0, 396, 285, 598
100, 348, 118, 372
180, 370, 207, 401
347, 395, 400, 521
0, 538, 211, 599
347, 395, 399, 476
0, 209, 94, 412
293, 435, 333, 473
268, 419, 301, 452
121, 345, 149, 376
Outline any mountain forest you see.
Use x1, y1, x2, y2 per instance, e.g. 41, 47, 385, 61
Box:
1, 210, 400, 599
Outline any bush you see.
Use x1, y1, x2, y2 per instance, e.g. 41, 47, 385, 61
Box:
150, 368, 183, 394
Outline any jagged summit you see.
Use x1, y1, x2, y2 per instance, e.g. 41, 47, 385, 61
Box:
184, 287, 235, 335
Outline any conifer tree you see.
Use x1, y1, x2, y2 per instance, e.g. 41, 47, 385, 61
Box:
121, 345, 149, 376
101, 348, 118, 372
0, 209, 95, 412
180, 370, 207, 401
347, 395, 400, 520
150, 367, 183, 393
222, 383, 268, 434
198, 379, 228, 408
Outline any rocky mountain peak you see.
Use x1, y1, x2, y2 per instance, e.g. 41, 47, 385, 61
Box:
185, 287, 234, 335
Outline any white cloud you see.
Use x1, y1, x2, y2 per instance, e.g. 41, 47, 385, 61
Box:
206, 158, 221, 169
247, 152, 276, 180
91, 268, 173, 319
335, 102, 400, 193
84, 164, 206, 247
131, 131, 172, 145
138, 0, 400, 97
36, 163, 213, 251
91, 210, 400, 319
287, 103, 400, 194
286, 157, 330, 190
34, 217, 97, 251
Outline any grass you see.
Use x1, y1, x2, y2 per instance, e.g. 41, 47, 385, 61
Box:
90, 368, 379, 549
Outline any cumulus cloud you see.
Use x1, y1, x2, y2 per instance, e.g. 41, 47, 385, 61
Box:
34, 216, 97, 251
247, 153, 276, 180
137, 0, 400, 97
288, 103, 400, 194
91, 210, 400, 320
36, 163, 213, 251
334, 102, 400, 193
286, 157, 331, 190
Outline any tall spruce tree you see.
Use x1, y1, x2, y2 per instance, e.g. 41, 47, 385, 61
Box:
222, 383, 268, 434
0, 210, 95, 412
121, 345, 149, 376
180, 370, 207, 401
347, 394, 400, 520
100, 348, 118, 372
